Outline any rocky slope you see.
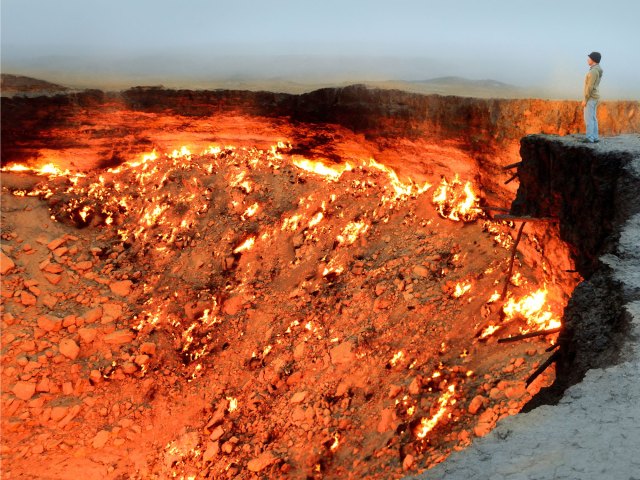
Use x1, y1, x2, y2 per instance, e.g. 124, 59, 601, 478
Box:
1, 140, 566, 478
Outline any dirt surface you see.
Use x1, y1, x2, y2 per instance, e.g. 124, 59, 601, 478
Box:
0, 123, 575, 478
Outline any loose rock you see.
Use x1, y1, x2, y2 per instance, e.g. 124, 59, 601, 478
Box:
59, 338, 80, 360
82, 307, 103, 323
247, 451, 278, 472
290, 391, 308, 404
104, 330, 134, 345
110, 280, 133, 296
37, 315, 63, 332
0, 251, 16, 275
78, 328, 98, 344
12, 381, 36, 401
468, 395, 486, 415
330, 341, 355, 365
92, 430, 110, 449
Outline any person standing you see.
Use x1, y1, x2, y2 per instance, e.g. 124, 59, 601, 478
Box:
582, 51, 603, 143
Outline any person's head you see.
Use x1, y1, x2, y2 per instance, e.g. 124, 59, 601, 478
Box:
588, 51, 601, 65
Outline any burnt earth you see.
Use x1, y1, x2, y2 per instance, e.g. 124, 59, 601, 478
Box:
2, 139, 570, 479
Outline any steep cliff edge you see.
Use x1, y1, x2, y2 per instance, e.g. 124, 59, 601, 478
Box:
2, 86, 639, 209
513, 135, 640, 392
416, 134, 640, 480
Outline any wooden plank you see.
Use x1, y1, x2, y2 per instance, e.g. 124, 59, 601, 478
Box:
504, 173, 519, 185
497, 327, 561, 343
502, 161, 522, 170
526, 350, 560, 386
494, 214, 559, 223
501, 221, 526, 299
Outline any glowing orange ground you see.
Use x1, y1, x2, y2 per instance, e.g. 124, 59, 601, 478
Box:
1, 119, 577, 479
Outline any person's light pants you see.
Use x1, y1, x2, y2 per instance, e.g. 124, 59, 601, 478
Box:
584, 99, 599, 142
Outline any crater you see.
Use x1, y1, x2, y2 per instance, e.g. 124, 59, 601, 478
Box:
1, 85, 638, 479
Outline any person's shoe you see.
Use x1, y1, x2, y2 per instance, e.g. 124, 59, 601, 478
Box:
580, 138, 595, 143
593, 139, 600, 143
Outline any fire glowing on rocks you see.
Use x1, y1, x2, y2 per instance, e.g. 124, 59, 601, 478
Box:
0, 134, 575, 479
432, 174, 483, 222
292, 157, 352, 180
480, 324, 501, 339
1, 162, 76, 177
337, 221, 369, 245
367, 158, 431, 197
227, 397, 238, 412
415, 385, 457, 439
388, 351, 404, 367
233, 237, 255, 254
503, 287, 561, 332
453, 280, 472, 298
241, 202, 259, 220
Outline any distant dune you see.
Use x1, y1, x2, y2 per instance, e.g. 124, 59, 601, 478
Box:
1, 74, 70, 97
0, 73, 536, 99
365, 76, 527, 98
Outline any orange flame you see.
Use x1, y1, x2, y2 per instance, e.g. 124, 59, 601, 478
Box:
168, 146, 191, 159
227, 397, 238, 412
233, 237, 255, 254
487, 291, 501, 303
337, 221, 369, 245
1, 164, 31, 173
479, 324, 501, 338
415, 384, 456, 439
1, 162, 73, 177
308, 211, 324, 228
367, 158, 431, 197
281, 214, 302, 231
503, 287, 561, 331
432, 175, 483, 222
452, 280, 472, 298
241, 203, 259, 220
329, 434, 340, 452
388, 351, 404, 367
292, 157, 352, 181
482, 220, 514, 249
510, 272, 526, 286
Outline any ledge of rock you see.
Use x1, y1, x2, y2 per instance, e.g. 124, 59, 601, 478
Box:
413, 134, 640, 480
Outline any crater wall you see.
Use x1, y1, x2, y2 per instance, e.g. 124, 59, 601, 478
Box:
414, 134, 640, 480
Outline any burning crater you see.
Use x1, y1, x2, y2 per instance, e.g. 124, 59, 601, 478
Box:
0, 86, 638, 479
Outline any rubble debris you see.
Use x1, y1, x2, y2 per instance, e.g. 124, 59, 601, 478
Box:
0, 135, 576, 479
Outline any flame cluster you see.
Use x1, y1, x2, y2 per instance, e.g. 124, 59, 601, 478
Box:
4, 146, 562, 347
503, 287, 561, 332
1, 162, 75, 177
452, 280, 472, 298
480, 286, 562, 338
292, 157, 352, 180
432, 174, 483, 222
6, 142, 466, 364
415, 385, 457, 439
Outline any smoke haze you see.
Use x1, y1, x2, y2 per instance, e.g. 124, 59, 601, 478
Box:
2, 0, 639, 98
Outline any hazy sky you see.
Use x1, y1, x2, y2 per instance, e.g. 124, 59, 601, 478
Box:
2, 0, 639, 97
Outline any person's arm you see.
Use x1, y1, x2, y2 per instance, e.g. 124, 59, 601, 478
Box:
583, 70, 598, 104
